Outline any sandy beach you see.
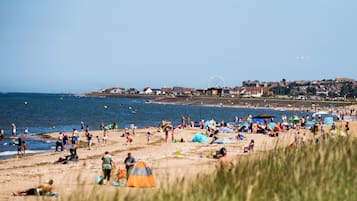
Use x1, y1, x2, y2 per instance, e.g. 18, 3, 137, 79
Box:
0, 121, 356, 201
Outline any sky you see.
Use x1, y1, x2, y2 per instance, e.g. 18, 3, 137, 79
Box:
0, 0, 356, 93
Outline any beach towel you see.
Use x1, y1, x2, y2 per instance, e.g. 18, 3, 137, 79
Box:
212, 138, 234, 144
219, 127, 235, 133
46, 192, 60, 197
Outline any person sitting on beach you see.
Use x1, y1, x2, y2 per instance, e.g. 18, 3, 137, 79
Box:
237, 133, 245, 140
55, 144, 78, 164
13, 179, 54, 196
243, 140, 255, 153
216, 148, 233, 169
213, 147, 227, 159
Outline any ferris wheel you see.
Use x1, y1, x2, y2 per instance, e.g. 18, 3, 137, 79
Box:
208, 76, 226, 88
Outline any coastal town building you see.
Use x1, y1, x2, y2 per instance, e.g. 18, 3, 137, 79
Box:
90, 77, 357, 101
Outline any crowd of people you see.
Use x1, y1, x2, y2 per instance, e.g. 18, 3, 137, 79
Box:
6, 112, 355, 197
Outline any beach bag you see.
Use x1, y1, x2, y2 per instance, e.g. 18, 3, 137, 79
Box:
96, 175, 103, 184
118, 169, 127, 179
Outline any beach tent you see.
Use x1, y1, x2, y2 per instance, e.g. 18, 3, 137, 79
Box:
212, 138, 234, 144
192, 133, 209, 143
269, 122, 276, 129
127, 161, 156, 188
306, 120, 315, 128
324, 117, 334, 126
219, 127, 235, 133
204, 120, 216, 129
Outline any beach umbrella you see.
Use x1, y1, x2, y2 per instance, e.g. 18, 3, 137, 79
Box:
253, 118, 265, 124
312, 111, 329, 117
291, 116, 300, 122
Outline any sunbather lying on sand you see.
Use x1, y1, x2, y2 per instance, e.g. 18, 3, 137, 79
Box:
13, 179, 54, 196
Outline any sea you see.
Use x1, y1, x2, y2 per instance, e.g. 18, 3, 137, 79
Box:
0, 93, 310, 159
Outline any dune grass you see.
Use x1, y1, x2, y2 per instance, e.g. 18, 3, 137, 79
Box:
55, 137, 356, 201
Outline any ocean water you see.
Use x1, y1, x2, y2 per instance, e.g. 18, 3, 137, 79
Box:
0, 93, 309, 158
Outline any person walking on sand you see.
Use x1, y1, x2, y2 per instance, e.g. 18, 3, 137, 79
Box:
102, 129, 108, 145
13, 179, 54, 196
102, 151, 114, 184
15, 137, 24, 156
146, 132, 151, 144
81, 121, 85, 132
55, 132, 64, 152
181, 116, 186, 128
171, 127, 176, 142
165, 127, 169, 142
124, 152, 136, 180
86, 130, 93, 150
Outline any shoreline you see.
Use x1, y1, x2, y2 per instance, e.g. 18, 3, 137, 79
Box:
84, 93, 356, 113
150, 96, 356, 113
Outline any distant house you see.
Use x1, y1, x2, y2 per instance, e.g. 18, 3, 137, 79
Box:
172, 87, 184, 95
161, 87, 172, 95
195, 89, 208, 96
335, 77, 355, 83
151, 89, 162, 95
183, 88, 195, 96
143, 87, 153, 95
104, 87, 126, 94
229, 87, 241, 96
242, 80, 260, 87
222, 87, 231, 96
207, 87, 221, 96
127, 88, 139, 95
241, 87, 270, 97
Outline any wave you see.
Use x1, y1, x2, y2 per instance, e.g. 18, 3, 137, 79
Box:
0, 150, 48, 156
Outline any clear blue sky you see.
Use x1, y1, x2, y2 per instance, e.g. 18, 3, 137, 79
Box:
1, 0, 356, 93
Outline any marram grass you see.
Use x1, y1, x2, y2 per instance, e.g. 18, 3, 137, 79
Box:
48, 137, 357, 201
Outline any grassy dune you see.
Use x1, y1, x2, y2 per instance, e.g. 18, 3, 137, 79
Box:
57, 137, 356, 201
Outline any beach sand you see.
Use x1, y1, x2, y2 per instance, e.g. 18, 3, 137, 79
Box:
0, 122, 356, 201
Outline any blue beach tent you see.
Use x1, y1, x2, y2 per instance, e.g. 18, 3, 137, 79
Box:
192, 133, 209, 143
